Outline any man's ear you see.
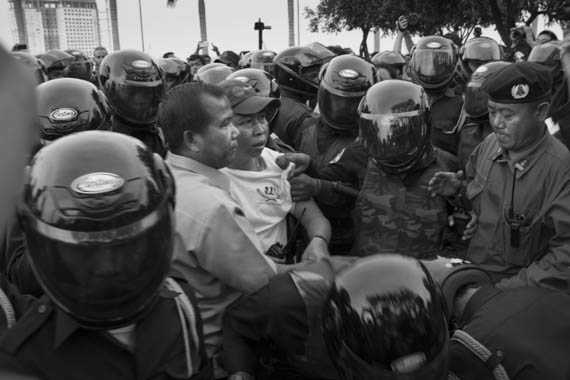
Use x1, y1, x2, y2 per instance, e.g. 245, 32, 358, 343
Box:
536, 101, 551, 122
183, 130, 201, 152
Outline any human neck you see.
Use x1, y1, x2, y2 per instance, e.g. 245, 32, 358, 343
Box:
228, 154, 263, 171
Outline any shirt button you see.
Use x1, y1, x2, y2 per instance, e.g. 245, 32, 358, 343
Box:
38, 305, 47, 314
496, 350, 503, 358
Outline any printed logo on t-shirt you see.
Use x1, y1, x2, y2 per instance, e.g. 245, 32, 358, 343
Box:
257, 185, 280, 203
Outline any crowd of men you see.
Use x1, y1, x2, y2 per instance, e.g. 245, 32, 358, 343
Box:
1, 15, 570, 380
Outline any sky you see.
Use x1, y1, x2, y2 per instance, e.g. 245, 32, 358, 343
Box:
0, 0, 562, 59
0, 0, 398, 58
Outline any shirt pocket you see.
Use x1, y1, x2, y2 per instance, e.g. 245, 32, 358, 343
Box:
499, 208, 548, 267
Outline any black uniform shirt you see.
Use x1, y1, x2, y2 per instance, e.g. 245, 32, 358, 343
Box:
0, 283, 213, 380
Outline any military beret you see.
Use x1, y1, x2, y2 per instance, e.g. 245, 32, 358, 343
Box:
481, 61, 552, 104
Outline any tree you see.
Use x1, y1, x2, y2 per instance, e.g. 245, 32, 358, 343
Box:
305, 0, 392, 58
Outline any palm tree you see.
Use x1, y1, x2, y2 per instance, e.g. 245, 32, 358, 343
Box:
109, 0, 120, 50
167, 0, 208, 54
288, 0, 295, 46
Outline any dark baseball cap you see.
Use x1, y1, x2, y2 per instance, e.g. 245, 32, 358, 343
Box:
218, 79, 280, 115
214, 50, 240, 66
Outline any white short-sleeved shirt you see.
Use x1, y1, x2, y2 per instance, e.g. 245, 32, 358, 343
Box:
222, 148, 294, 252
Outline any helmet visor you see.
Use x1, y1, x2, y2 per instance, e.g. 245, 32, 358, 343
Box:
464, 84, 489, 118
319, 88, 363, 130
411, 49, 456, 85
24, 207, 173, 328
359, 110, 426, 163
108, 81, 164, 125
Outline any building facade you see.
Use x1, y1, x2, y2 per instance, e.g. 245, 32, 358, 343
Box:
8, 0, 101, 55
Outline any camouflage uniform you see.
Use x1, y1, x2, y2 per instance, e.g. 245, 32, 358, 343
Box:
352, 147, 457, 257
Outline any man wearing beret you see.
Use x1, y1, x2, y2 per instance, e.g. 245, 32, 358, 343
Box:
429, 62, 570, 292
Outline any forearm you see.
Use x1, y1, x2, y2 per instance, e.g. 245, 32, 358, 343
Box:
294, 200, 331, 242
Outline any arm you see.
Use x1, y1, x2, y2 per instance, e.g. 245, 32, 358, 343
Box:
293, 199, 331, 262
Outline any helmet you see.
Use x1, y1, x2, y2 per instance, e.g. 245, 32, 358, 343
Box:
64, 49, 93, 81
214, 50, 240, 68
359, 80, 430, 174
19, 130, 175, 329
37, 78, 112, 144
238, 51, 254, 69
228, 68, 281, 122
98, 49, 165, 127
420, 256, 493, 322
194, 62, 233, 84
273, 43, 335, 101
458, 37, 502, 83
322, 254, 449, 380
371, 51, 406, 79
168, 57, 191, 84
249, 50, 277, 72
318, 55, 376, 133
528, 42, 561, 63
157, 58, 186, 92
12, 52, 48, 85
464, 61, 510, 118
40, 49, 74, 80
410, 36, 459, 91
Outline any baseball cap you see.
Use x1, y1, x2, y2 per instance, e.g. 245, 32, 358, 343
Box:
218, 79, 280, 115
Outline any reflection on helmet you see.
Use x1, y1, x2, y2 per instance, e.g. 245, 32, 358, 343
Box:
322, 254, 449, 380
464, 61, 510, 118
20, 131, 175, 329
98, 49, 165, 127
458, 37, 502, 82
37, 78, 112, 144
12, 52, 48, 85
157, 57, 189, 92
359, 80, 430, 174
273, 43, 336, 101
410, 36, 458, 91
318, 55, 376, 133
64, 49, 93, 81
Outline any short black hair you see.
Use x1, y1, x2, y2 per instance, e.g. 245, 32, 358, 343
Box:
538, 30, 558, 41
158, 82, 227, 153
163, 52, 175, 58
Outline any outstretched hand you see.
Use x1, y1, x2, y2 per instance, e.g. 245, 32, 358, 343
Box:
428, 170, 464, 197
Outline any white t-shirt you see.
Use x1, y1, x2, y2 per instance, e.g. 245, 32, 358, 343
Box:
222, 148, 294, 253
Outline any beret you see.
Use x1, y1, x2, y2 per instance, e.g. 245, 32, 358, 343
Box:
481, 61, 551, 104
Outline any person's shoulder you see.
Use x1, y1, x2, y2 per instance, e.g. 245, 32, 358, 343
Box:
543, 134, 570, 168
434, 147, 458, 168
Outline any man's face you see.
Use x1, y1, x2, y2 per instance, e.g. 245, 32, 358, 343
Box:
196, 96, 240, 169
188, 59, 203, 74
488, 100, 544, 151
93, 49, 108, 68
232, 111, 269, 159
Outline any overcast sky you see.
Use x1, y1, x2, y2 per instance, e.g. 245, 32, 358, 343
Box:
0, 0, 399, 57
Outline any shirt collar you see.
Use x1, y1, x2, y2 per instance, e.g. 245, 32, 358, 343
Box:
460, 285, 502, 325
490, 129, 550, 178
53, 308, 82, 349
166, 151, 231, 192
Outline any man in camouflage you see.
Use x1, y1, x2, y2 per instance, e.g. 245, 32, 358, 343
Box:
352, 80, 466, 257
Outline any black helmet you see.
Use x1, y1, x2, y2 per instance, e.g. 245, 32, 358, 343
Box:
371, 50, 406, 79
322, 254, 449, 380
528, 42, 561, 63
420, 256, 493, 323
318, 55, 376, 133
64, 49, 94, 81
37, 78, 112, 145
273, 43, 335, 101
359, 80, 430, 174
40, 49, 74, 80
193, 62, 233, 84
458, 37, 502, 83
464, 61, 510, 118
410, 36, 458, 91
19, 130, 175, 329
98, 49, 165, 127
249, 50, 277, 72
12, 52, 48, 85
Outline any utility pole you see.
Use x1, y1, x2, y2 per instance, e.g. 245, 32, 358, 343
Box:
138, 0, 145, 51
254, 18, 271, 50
